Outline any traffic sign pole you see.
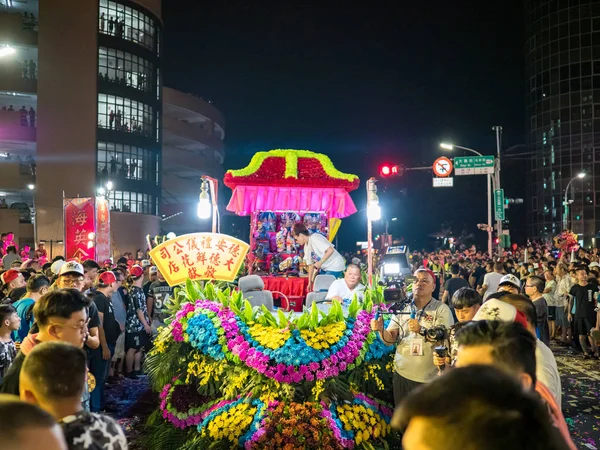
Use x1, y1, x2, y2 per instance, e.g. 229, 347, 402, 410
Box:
493, 126, 503, 256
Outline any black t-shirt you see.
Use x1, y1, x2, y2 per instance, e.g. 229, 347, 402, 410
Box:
7, 287, 26, 302
569, 283, 598, 319
459, 267, 470, 281
444, 277, 470, 302
60, 410, 127, 450
472, 267, 486, 286
91, 291, 119, 345
143, 280, 153, 299
148, 280, 173, 322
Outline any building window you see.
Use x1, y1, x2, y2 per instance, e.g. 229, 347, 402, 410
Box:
98, 94, 154, 138
99, 0, 156, 51
97, 141, 158, 185
106, 190, 156, 215
98, 47, 154, 93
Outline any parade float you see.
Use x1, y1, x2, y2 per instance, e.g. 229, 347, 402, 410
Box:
223, 149, 360, 310
143, 279, 399, 450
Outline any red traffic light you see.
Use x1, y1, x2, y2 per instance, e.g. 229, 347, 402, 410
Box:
380, 164, 400, 177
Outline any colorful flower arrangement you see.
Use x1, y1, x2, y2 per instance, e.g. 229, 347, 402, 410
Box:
223, 149, 360, 190
146, 281, 400, 449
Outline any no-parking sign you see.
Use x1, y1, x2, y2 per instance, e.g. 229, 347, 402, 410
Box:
433, 157, 453, 177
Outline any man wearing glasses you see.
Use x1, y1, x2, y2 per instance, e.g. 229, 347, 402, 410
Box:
0, 289, 92, 396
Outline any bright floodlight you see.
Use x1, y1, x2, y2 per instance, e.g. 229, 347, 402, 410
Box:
106, 180, 114, 190
197, 190, 211, 219
391, 217, 398, 221
0, 46, 16, 58
97, 187, 106, 195
440, 143, 454, 150
577, 172, 586, 178
27, 184, 34, 190
367, 204, 381, 221
166, 232, 176, 240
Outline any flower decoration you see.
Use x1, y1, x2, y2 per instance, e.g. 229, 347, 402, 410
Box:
224, 149, 359, 191
553, 230, 580, 253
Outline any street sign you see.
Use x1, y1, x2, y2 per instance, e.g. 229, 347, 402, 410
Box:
432, 157, 453, 177
433, 177, 454, 187
494, 189, 505, 220
454, 156, 494, 175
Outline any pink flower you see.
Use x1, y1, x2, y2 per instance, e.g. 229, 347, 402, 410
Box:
308, 362, 319, 372
305, 372, 314, 381
292, 372, 303, 383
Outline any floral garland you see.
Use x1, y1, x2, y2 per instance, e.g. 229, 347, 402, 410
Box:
224, 149, 359, 191
159, 378, 222, 429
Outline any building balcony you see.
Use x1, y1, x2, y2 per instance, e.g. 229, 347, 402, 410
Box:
0, 11, 38, 47
163, 87, 224, 128
0, 64, 37, 94
0, 110, 36, 143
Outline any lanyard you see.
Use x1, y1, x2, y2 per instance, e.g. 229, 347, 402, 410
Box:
410, 299, 432, 321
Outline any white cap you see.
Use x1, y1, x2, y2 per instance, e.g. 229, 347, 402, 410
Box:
149, 266, 158, 274
50, 260, 66, 275
58, 261, 84, 277
589, 262, 600, 268
498, 274, 521, 289
141, 259, 151, 268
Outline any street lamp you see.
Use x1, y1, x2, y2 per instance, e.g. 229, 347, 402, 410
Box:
28, 184, 37, 246
197, 180, 211, 219
106, 180, 113, 191
563, 172, 586, 230
27, 184, 34, 190
366, 178, 381, 288
440, 142, 494, 257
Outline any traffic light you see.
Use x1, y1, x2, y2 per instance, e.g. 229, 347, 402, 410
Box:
380, 164, 404, 177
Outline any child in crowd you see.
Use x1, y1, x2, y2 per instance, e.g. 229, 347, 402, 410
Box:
0, 304, 20, 383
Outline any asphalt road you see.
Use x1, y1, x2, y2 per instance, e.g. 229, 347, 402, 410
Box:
555, 344, 600, 449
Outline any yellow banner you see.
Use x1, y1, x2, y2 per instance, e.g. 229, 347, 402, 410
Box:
149, 233, 249, 286
328, 218, 341, 242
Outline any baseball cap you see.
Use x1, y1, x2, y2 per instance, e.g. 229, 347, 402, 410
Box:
589, 262, 600, 268
149, 266, 158, 274
473, 298, 529, 329
58, 261, 84, 277
1, 269, 20, 285
129, 265, 144, 278
141, 259, 151, 268
498, 274, 521, 290
50, 260, 66, 275
98, 271, 117, 285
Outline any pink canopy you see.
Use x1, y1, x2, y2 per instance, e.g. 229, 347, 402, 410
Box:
226, 185, 357, 218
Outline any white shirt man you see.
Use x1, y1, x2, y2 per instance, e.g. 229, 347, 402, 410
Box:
325, 264, 365, 302
481, 263, 505, 301
371, 269, 454, 405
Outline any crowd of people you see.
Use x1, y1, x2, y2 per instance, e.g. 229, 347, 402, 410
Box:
366, 242, 600, 449
0, 244, 174, 449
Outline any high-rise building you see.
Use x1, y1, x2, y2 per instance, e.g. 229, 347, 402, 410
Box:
0, 0, 164, 255
525, 0, 600, 246
161, 88, 225, 236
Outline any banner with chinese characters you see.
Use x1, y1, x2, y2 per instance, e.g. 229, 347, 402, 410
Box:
95, 197, 111, 262
64, 197, 96, 261
149, 233, 250, 286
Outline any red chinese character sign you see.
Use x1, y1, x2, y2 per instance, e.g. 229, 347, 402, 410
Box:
95, 198, 111, 262
149, 233, 250, 286
64, 198, 96, 261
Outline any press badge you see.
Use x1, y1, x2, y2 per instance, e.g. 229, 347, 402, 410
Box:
410, 338, 424, 356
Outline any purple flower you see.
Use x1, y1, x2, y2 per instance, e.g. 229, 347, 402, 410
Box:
305, 372, 314, 381
292, 372, 303, 383
277, 363, 286, 373
309, 362, 319, 372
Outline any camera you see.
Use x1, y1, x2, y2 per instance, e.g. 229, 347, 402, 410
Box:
420, 325, 449, 342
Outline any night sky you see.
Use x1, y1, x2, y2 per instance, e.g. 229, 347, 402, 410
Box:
162, 1, 527, 251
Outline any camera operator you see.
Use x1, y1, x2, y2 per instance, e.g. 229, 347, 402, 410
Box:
370, 268, 454, 405
432, 287, 482, 370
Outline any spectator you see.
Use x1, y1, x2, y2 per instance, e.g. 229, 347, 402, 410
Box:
568, 266, 599, 359
441, 263, 469, 305
543, 269, 559, 340
0, 394, 68, 450
0, 304, 19, 382
497, 273, 521, 295
480, 262, 504, 301
392, 365, 571, 450
0, 289, 90, 396
555, 263, 572, 344
81, 259, 100, 294
88, 272, 120, 413
125, 265, 151, 378
2, 268, 26, 300
12, 274, 50, 342
525, 275, 551, 346
370, 269, 454, 405
454, 320, 575, 449
325, 263, 365, 303
19, 342, 128, 449
3, 246, 21, 270
147, 268, 174, 335
143, 266, 157, 298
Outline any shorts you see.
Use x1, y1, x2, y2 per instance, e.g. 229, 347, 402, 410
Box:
125, 331, 148, 351
574, 317, 595, 336
112, 333, 125, 361
547, 306, 556, 321
555, 306, 567, 327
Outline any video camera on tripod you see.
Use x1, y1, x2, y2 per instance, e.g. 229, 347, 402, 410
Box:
378, 245, 412, 305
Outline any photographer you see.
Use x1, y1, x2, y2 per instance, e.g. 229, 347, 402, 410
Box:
432, 287, 482, 369
370, 268, 454, 405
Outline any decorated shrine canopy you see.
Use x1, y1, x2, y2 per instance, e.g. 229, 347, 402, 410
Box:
224, 149, 359, 218
149, 233, 249, 286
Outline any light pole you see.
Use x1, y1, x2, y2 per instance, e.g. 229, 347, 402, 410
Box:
563, 172, 585, 230
366, 177, 381, 288
198, 176, 219, 233
28, 183, 36, 247
440, 143, 493, 258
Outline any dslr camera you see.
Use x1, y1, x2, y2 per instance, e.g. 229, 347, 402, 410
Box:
419, 325, 449, 342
